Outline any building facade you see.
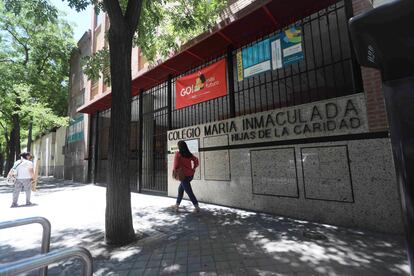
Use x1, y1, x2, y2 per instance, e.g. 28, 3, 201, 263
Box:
70, 0, 403, 233
65, 31, 92, 183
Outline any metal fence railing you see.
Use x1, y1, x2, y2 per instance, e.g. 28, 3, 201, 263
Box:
0, 247, 93, 276
91, 0, 362, 194
0, 217, 51, 276
0, 217, 93, 276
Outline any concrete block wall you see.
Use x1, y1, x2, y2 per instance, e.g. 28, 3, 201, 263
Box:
167, 94, 403, 233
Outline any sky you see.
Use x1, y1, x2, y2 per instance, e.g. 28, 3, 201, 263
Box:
50, 0, 91, 42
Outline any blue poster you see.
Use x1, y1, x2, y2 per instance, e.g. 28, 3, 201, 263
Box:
280, 26, 304, 66
240, 38, 272, 80
237, 26, 304, 81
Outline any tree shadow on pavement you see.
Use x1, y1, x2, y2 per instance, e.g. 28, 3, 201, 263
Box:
131, 204, 409, 275
0, 226, 147, 276
0, 177, 90, 195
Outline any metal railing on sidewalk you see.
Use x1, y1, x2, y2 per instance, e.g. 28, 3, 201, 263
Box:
0, 217, 93, 276
0, 247, 93, 276
0, 217, 51, 275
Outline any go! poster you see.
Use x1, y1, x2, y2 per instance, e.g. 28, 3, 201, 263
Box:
175, 59, 227, 109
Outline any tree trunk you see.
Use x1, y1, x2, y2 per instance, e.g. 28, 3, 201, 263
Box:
105, 27, 135, 246
6, 129, 15, 175
27, 119, 33, 152
12, 113, 21, 159
0, 143, 4, 176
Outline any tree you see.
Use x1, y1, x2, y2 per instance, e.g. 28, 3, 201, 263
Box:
0, 1, 73, 170
65, 0, 227, 246
4, 0, 227, 246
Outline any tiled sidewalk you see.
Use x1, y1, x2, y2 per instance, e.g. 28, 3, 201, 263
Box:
0, 178, 409, 275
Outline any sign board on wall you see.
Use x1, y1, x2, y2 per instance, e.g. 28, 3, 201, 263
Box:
167, 94, 368, 145
176, 59, 227, 109
237, 26, 304, 81
67, 115, 84, 143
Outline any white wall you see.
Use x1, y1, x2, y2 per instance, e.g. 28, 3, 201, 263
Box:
32, 128, 66, 178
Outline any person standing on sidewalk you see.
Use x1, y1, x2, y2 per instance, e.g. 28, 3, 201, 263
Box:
9, 152, 34, 207
172, 141, 200, 213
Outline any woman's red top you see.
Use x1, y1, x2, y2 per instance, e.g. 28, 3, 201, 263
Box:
173, 152, 199, 177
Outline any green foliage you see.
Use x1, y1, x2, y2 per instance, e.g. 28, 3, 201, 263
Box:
0, 0, 74, 143
80, 0, 227, 83
3, 0, 58, 24
136, 0, 228, 63
82, 48, 111, 86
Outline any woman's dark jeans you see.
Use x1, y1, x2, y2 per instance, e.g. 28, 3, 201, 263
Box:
176, 176, 198, 206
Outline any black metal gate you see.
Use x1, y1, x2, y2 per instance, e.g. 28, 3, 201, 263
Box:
140, 83, 169, 193
91, 0, 362, 194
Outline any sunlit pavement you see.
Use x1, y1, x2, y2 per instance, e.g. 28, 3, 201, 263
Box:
0, 177, 409, 276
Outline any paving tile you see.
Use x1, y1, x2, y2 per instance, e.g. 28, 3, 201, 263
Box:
159, 264, 185, 274
201, 256, 215, 263
174, 257, 188, 265
256, 258, 274, 267
113, 270, 129, 276
228, 260, 245, 270
188, 263, 202, 272
198, 272, 218, 276
226, 254, 242, 261
135, 254, 152, 262
200, 261, 216, 271
165, 246, 177, 252
127, 268, 145, 276
160, 259, 175, 267
215, 262, 231, 270
188, 249, 202, 257
242, 259, 258, 267
217, 271, 235, 276
214, 254, 228, 262
132, 260, 148, 269
146, 260, 162, 268
162, 252, 175, 260
149, 254, 163, 261
188, 256, 201, 264
143, 268, 160, 276
201, 249, 214, 256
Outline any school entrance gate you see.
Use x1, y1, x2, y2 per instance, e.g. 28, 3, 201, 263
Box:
85, 1, 380, 203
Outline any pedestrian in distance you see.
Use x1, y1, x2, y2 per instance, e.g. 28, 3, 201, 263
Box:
7, 152, 35, 208
171, 140, 200, 213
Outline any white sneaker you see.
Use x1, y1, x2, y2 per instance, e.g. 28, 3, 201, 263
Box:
170, 205, 179, 212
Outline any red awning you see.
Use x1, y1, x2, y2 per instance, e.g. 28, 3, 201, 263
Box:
78, 0, 337, 114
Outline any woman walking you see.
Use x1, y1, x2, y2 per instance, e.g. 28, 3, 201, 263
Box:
172, 141, 200, 212
8, 152, 34, 207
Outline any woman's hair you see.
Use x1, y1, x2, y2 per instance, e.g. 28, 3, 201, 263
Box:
20, 152, 31, 160
178, 141, 193, 158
